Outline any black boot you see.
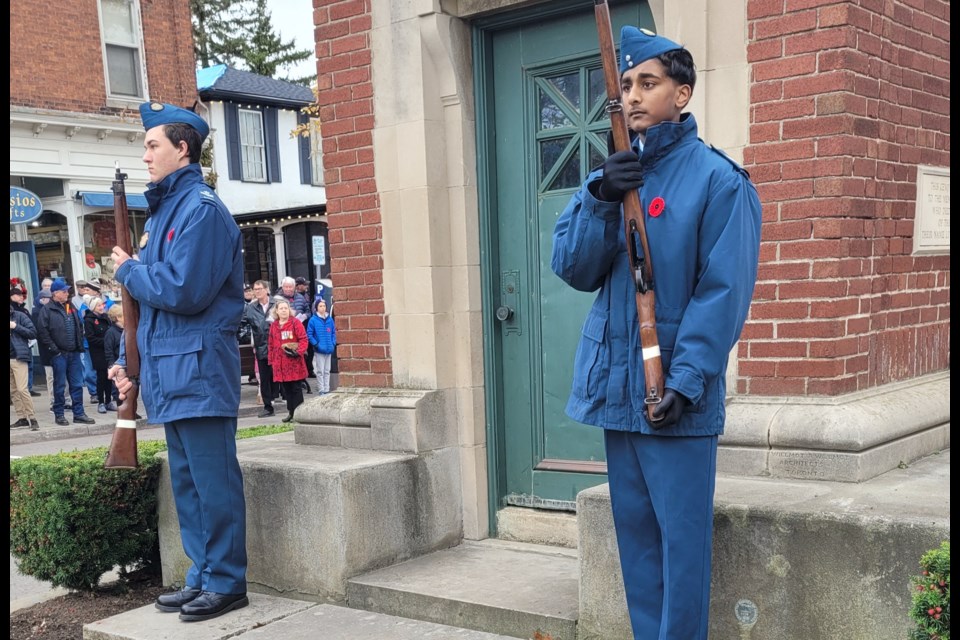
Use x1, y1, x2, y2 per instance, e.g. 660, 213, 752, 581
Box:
155, 586, 201, 613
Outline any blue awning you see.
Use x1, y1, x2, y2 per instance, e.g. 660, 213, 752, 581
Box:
78, 191, 149, 209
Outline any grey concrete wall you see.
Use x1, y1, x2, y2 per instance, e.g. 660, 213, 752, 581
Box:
578, 449, 950, 640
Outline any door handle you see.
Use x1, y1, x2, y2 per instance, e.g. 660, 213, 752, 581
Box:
495, 306, 514, 322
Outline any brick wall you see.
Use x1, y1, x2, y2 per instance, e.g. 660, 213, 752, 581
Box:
315, 0, 392, 388
10, 0, 197, 114
741, 0, 950, 396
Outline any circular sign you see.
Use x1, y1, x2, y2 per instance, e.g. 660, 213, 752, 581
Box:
10, 187, 44, 225
735, 599, 759, 626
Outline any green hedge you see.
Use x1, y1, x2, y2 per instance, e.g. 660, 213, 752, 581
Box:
10, 425, 293, 592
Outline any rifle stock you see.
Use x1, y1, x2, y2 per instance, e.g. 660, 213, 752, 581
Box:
104, 163, 142, 469
594, 0, 665, 422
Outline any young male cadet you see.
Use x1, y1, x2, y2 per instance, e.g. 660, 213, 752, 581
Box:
551, 27, 762, 640
108, 101, 248, 623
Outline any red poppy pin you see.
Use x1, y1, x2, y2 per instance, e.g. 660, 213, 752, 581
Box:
167, 229, 175, 242
648, 196, 666, 218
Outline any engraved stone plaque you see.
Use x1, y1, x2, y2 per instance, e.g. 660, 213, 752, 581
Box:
913, 165, 950, 255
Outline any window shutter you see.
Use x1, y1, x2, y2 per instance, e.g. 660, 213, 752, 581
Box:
297, 113, 311, 184
224, 103, 241, 181
264, 107, 281, 183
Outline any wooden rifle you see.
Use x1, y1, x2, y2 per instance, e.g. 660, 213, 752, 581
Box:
593, 0, 665, 422
104, 163, 142, 469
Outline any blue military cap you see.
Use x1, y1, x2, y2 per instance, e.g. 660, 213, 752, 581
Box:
138, 101, 210, 139
619, 26, 684, 75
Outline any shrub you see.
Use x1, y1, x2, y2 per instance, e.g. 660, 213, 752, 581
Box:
10, 440, 168, 592
10, 426, 292, 593
909, 540, 951, 640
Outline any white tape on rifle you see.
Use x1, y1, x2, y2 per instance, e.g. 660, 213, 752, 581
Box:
116, 420, 138, 429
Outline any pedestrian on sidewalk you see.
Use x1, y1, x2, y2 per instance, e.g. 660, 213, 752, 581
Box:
242, 280, 277, 418
31, 289, 58, 410
36, 279, 96, 426
10, 288, 39, 430
550, 27, 761, 640
82, 296, 114, 414
306, 298, 336, 395
267, 299, 307, 423
103, 304, 124, 407
108, 101, 248, 623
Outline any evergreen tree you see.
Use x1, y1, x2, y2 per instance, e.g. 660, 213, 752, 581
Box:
190, 0, 251, 69
240, 0, 314, 85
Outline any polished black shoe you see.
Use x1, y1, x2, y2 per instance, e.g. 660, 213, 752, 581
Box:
179, 591, 249, 622
155, 586, 201, 612
73, 415, 96, 425
257, 407, 275, 418
54, 415, 70, 426
281, 413, 294, 423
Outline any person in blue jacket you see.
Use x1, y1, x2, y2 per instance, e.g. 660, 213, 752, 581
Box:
551, 27, 762, 640
108, 101, 248, 623
306, 297, 336, 394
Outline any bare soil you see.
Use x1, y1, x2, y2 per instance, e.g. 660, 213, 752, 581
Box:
10, 570, 166, 640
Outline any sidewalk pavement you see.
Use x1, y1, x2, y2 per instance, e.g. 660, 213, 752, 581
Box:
9, 374, 275, 445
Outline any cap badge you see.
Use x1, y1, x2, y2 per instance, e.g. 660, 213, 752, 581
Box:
150, 102, 164, 111
640, 28, 656, 36
139, 232, 149, 248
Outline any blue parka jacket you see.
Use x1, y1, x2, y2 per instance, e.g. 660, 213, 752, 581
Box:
306, 306, 336, 355
551, 114, 761, 436
116, 164, 244, 424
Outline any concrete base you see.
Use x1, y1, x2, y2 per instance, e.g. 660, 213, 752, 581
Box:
496, 505, 578, 549
346, 539, 579, 639
157, 432, 462, 601
720, 372, 950, 482
577, 449, 951, 640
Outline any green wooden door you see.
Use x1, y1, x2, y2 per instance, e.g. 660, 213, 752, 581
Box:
480, 2, 653, 510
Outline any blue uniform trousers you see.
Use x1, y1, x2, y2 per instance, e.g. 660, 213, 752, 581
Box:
164, 416, 248, 595
604, 429, 718, 640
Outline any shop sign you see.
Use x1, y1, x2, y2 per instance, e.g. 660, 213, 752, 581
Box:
10, 187, 43, 225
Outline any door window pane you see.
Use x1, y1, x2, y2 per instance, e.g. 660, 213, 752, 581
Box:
549, 147, 582, 191
540, 136, 572, 182
548, 72, 580, 112
539, 89, 572, 130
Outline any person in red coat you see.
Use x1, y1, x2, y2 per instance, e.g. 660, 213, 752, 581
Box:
267, 299, 308, 422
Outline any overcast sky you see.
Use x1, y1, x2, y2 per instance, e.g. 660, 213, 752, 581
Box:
265, 0, 317, 80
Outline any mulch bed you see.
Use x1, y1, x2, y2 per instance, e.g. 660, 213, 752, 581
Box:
10, 571, 167, 640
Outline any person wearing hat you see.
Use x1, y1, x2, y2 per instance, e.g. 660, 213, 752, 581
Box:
36, 279, 97, 427
10, 287, 40, 430
108, 101, 248, 623
32, 288, 57, 403
551, 26, 762, 640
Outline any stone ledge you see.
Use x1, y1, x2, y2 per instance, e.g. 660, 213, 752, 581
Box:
720, 371, 950, 481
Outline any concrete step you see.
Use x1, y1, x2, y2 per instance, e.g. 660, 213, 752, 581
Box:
346, 539, 579, 640
157, 433, 462, 602
237, 603, 520, 639
82, 592, 314, 640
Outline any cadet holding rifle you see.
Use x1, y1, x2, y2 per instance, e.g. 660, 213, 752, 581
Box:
108, 101, 248, 623
550, 14, 762, 640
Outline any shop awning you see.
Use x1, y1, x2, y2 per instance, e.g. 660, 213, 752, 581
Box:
77, 191, 149, 209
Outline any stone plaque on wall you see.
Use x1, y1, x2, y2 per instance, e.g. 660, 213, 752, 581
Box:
913, 165, 950, 255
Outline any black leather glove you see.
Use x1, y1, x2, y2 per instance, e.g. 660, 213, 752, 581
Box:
650, 388, 690, 430
597, 150, 643, 202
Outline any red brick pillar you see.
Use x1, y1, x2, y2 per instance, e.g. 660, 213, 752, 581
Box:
315, 0, 392, 387
741, 0, 950, 396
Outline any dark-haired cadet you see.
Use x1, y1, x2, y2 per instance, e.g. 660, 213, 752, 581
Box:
108, 101, 248, 623
551, 27, 762, 640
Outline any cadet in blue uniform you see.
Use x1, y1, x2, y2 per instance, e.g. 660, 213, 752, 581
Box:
551, 27, 762, 640
109, 102, 248, 623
